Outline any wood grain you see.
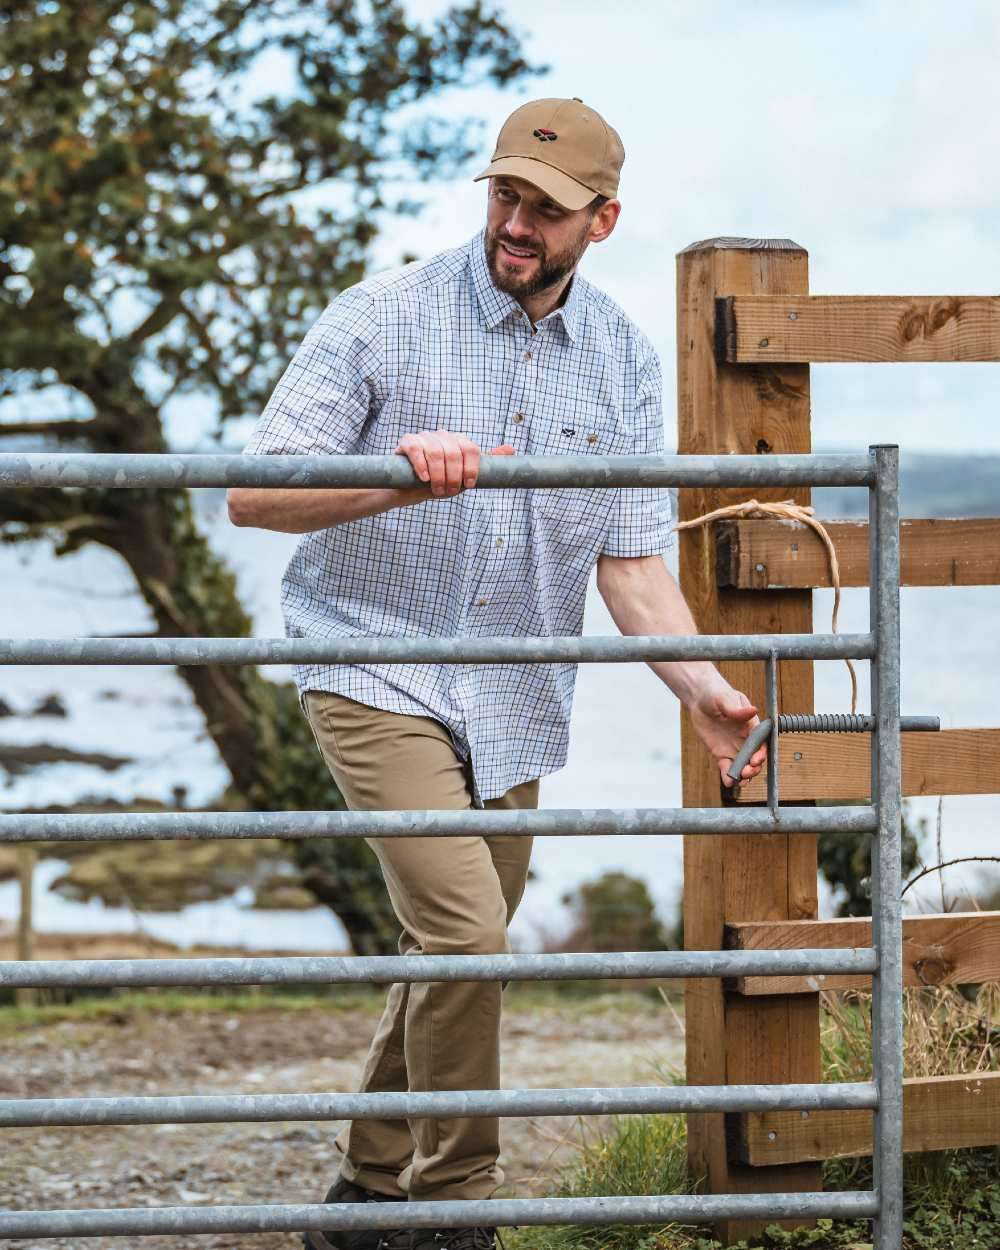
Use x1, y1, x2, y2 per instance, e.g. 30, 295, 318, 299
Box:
716, 517, 1000, 589
738, 1071, 1000, 1165
733, 728, 1000, 803
719, 295, 1000, 363
726, 911, 1000, 994
678, 237, 820, 1240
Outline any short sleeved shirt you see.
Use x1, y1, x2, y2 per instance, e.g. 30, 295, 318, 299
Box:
243, 226, 674, 805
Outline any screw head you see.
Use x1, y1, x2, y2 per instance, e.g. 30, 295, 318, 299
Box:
794, 751, 803, 761
758, 337, 769, 348
788, 311, 799, 320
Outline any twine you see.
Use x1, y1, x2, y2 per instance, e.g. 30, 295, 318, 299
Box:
675, 499, 857, 714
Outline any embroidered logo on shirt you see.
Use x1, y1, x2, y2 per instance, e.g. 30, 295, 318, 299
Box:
561, 426, 576, 436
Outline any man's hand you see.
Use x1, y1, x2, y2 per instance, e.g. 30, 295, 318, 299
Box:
395, 430, 515, 497
688, 679, 768, 790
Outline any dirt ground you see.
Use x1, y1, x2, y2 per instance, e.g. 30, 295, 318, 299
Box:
0, 993, 684, 1249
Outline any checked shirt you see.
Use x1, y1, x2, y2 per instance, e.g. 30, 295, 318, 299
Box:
243, 226, 675, 805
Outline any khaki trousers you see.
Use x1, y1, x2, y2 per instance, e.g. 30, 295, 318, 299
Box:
302, 690, 539, 1202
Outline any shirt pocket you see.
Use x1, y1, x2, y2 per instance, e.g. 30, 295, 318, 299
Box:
529, 404, 631, 539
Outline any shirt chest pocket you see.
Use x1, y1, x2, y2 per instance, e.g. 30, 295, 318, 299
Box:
529, 405, 631, 530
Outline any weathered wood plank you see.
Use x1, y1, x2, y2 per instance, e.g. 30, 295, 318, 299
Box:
719, 294, 1000, 363
678, 237, 820, 1240
733, 728, 1000, 803
716, 517, 1000, 589
739, 1071, 1000, 1165
727, 912, 1000, 995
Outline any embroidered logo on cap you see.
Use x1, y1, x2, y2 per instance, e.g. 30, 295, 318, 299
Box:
532, 127, 558, 142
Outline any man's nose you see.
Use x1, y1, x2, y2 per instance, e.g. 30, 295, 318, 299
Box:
506, 203, 536, 239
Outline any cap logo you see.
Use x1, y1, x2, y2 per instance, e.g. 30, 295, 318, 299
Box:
532, 127, 558, 142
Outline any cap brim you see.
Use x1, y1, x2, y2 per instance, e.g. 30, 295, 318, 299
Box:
472, 156, 597, 211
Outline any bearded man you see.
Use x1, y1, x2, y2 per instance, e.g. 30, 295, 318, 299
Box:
229, 96, 766, 1250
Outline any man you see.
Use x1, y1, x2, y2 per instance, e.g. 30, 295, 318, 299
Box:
230, 97, 766, 1250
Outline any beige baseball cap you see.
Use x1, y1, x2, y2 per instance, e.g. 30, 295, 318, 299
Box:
472, 97, 624, 211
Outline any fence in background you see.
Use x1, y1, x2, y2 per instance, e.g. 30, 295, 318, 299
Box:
0, 445, 905, 1245
678, 239, 1000, 1244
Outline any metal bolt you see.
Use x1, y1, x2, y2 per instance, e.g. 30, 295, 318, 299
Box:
755, 562, 765, 573
788, 311, 798, 321
767, 1130, 777, 1141
794, 751, 803, 761
758, 337, 769, 348
800, 1110, 810, 1119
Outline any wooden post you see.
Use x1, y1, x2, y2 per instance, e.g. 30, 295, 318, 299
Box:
677, 238, 821, 1243
16, 845, 36, 1008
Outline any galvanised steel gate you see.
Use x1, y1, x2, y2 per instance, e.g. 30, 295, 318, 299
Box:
0, 444, 904, 1246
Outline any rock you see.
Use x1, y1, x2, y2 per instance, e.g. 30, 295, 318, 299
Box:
32, 694, 68, 718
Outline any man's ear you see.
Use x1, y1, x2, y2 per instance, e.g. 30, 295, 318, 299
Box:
590, 199, 621, 244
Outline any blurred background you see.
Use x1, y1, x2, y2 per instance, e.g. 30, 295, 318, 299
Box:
2, 0, 998, 965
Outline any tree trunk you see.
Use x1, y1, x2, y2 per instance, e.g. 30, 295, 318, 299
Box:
1, 477, 401, 957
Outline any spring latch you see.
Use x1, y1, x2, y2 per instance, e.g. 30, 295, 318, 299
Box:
726, 651, 939, 812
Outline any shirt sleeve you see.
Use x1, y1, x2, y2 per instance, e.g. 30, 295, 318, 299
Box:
242, 288, 383, 457
599, 344, 676, 557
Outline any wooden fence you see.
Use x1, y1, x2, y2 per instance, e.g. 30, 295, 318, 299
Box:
677, 239, 1000, 1244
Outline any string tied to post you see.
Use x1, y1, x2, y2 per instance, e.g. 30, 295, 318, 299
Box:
674, 499, 857, 714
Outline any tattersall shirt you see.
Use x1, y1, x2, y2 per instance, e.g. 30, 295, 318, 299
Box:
243, 226, 675, 805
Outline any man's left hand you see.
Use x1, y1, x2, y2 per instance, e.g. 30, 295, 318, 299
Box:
688, 681, 768, 789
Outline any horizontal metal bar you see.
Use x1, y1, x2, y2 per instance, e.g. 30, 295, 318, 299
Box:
0, 947, 878, 990
0, 632, 875, 666
0, 805, 879, 844
0, 1191, 879, 1239
0, 451, 876, 489
0, 1082, 877, 1129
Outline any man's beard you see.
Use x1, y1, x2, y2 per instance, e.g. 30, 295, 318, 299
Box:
485, 221, 591, 300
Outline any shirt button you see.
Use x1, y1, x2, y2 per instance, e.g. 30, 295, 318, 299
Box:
495, 537, 504, 548
524, 351, 532, 360
476, 597, 488, 606
513, 412, 524, 423
587, 433, 599, 444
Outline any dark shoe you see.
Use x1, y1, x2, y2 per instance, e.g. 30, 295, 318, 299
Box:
409, 1229, 501, 1250
303, 1175, 409, 1250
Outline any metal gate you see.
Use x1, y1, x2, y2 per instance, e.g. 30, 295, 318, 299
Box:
0, 444, 903, 1246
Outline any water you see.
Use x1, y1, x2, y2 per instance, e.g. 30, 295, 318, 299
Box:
1, 494, 998, 952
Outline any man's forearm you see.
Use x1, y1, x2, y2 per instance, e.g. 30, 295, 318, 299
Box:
227, 485, 428, 534
596, 553, 728, 707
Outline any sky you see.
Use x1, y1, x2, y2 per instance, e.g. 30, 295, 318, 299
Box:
248, 0, 1000, 457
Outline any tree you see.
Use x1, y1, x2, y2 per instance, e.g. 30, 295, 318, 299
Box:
818, 799, 924, 917
561, 871, 669, 953
0, 0, 543, 952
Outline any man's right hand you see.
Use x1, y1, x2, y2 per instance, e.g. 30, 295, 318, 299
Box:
395, 430, 515, 497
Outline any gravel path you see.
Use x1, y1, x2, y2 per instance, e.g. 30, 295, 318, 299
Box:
1, 994, 684, 1248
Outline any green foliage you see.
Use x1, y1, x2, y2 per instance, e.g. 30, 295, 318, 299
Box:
0, 0, 543, 952
818, 800, 924, 917
561, 871, 670, 953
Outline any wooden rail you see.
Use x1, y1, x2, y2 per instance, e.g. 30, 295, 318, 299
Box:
733, 728, 1000, 803
726, 912, 1000, 995
717, 517, 1000, 589
738, 1071, 1000, 1165
717, 294, 1000, 363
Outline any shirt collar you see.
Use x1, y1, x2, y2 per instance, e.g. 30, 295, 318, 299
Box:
469, 227, 583, 345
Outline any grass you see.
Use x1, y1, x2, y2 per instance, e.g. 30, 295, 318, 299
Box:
0, 981, 669, 1035
504, 985, 1000, 1250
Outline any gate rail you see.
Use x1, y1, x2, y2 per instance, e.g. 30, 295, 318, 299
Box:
0, 446, 903, 1246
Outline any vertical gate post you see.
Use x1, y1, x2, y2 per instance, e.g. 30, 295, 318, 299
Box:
677, 238, 821, 1243
869, 445, 904, 1248
16, 845, 36, 1008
